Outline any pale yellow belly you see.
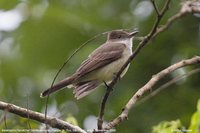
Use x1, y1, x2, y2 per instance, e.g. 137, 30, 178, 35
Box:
92, 58, 129, 81
81, 54, 130, 83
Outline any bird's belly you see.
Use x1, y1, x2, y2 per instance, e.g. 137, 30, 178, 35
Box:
96, 59, 129, 81
84, 55, 130, 82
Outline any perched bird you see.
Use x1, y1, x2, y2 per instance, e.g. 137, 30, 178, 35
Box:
41, 30, 139, 99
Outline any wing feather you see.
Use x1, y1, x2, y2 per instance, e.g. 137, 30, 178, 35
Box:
75, 43, 126, 77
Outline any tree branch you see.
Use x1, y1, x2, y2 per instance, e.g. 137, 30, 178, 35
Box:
97, 0, 200, 130
97, 0, 172, 130
105, 56, 200, 129
97, 81, 110, 131
0, 101, 87, 133
151, 0, 161, 16
137, 68, 200, 105
153, 0, 200, 38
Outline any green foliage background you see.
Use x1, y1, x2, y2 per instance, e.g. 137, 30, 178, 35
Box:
0, 0, 199, 132
153, 99, 200, 133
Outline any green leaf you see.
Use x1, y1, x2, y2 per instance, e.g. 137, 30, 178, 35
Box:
152, 120, 185, 133
189, 99, 200, 133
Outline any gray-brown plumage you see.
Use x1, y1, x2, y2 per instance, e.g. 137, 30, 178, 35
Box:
41, 30, 138, 99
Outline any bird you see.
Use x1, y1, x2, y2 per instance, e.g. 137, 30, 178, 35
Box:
41, 30, 139, 99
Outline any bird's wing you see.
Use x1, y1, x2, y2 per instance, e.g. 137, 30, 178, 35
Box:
75, 42, 126, 77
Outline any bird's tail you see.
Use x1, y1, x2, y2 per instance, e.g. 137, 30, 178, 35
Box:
40, 76, 75, 97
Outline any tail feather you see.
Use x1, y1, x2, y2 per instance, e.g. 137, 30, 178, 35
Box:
40, 77, 74, 97
73, 80, 100, 99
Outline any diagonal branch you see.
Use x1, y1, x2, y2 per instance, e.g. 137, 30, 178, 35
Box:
97, 81, 110, 131
105, 56, 200, 129
97, 0, 200, 130
97, 0, 171, 131
138, 68, 200, 105
151, 0, 161, 16
0, 101, 87, 133
153, 0, 200, 38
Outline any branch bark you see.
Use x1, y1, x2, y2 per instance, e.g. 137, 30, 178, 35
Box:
153, 0, 200, 38
97, 0, 172, 131
138, 68, 200, 105
96, 0, 200, 130
0, 101, 87, 133
105, 56, 200, 129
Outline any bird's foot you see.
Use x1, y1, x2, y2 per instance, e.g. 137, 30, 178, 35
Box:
113, 72, 121, 81
103, 81, 113, 91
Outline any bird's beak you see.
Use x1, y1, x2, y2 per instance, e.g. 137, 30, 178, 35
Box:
129, 30, 139, 37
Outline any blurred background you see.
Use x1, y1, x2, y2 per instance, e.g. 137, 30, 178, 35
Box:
0, 0, 199, 132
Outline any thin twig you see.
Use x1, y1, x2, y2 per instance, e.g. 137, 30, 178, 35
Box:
151, 0, 161, 16
153, 0, 200, 38
138, 68, 200, 105
97, 81, 110, 131
0, 101, 87, 133
105, 56, 200, 129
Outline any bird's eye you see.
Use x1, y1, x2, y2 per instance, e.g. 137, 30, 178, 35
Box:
118, 35, 121, 38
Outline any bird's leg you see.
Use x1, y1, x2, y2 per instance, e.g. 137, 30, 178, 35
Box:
113, 72, 121, 81
103, 81, 113, 91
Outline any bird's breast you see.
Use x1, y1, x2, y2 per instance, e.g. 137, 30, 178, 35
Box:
88, 46, 132, 82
